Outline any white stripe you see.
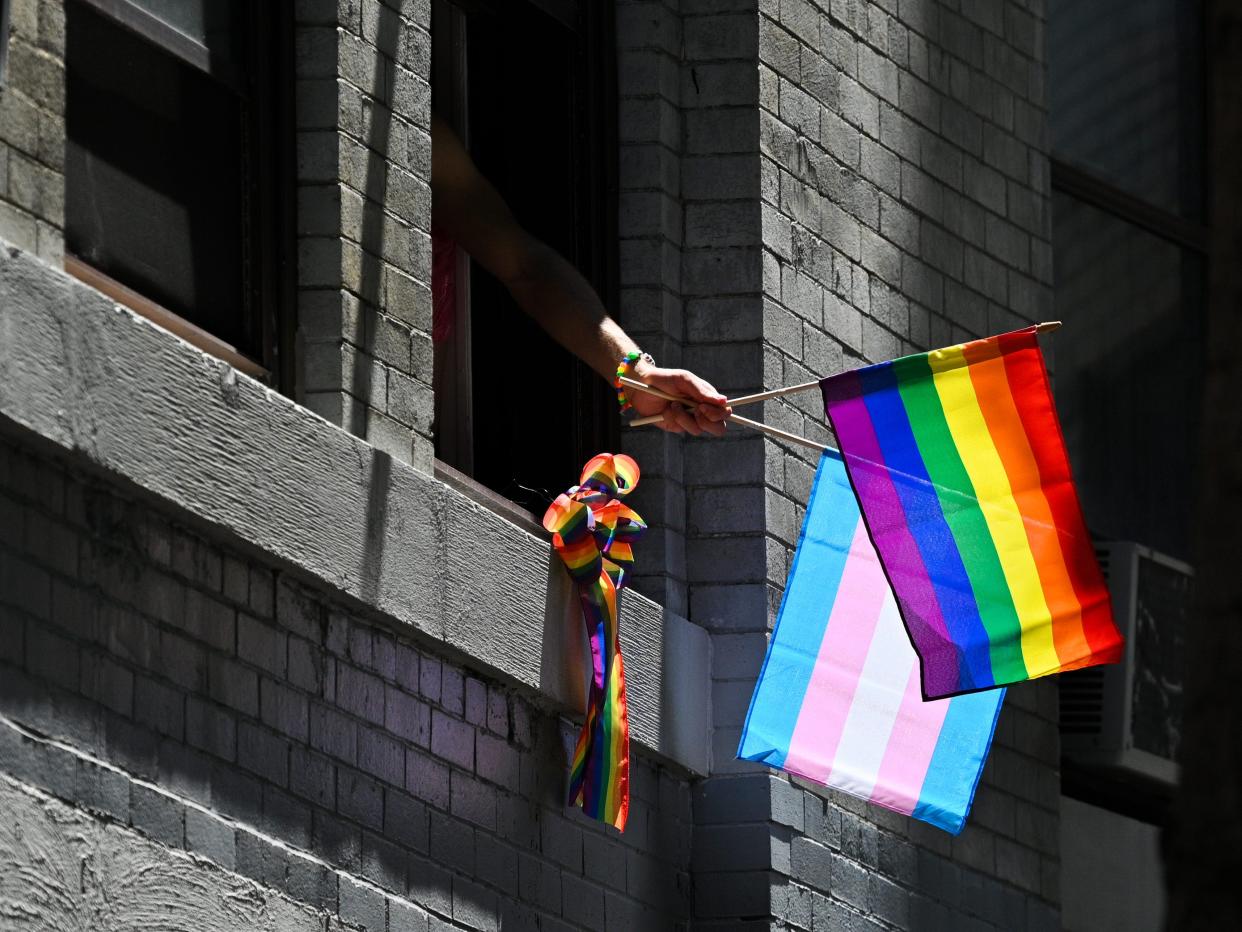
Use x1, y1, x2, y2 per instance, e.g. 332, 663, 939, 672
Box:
824, 589, 917, 799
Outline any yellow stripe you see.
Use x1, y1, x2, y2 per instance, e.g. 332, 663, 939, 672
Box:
928, 346, 1061, 677
608, 665, 624, 823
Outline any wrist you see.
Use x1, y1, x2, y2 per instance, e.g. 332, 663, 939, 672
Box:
614, 350, 656, 413
630, 353, 658, 381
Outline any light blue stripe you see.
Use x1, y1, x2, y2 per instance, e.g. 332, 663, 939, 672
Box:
912, 686, 1006, 834
737, 451, 860, 769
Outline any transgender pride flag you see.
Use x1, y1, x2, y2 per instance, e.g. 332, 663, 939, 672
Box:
738, 450, 1003, 833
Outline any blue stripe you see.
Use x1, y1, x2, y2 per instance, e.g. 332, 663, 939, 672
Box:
858, 363, 994, 690
738, 451, 859, 769
912, 687, 1006, 833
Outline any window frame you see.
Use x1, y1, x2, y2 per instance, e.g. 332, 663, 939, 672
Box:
62, 0, 296, 389
1048, 4, 1208, 822
1050, 158, 1209, 255
430, 0, 620, 513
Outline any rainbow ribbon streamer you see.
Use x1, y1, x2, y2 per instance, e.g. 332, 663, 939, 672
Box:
543, 453, 646, 831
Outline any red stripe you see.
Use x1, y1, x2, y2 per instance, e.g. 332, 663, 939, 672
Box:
961, 335, 1092, 668
996, 330, 1123, 661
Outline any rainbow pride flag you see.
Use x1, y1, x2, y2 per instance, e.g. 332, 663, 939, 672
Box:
820, 325, 1123, 699
738, 450, 1003, 834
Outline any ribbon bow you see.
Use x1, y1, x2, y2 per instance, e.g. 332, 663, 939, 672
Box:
543, 454, 646, 831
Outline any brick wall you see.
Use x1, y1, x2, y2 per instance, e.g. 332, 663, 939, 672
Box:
0, 430, 693, 931
612, 10, 783, 923
1, 0, 1071, 928
296, 0, 436, 471
616, 0, 693, 617
734, 0, 1062, 928
0, 0, 65, 263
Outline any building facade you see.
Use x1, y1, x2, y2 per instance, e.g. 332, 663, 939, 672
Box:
1, 1, 1070, 929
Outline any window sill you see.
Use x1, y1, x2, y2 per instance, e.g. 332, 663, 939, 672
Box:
0, 245, 710, 775
433, 458, 545, 537
64, 254, 270, 382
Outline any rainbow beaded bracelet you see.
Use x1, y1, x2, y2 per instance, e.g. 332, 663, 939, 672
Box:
615, 351, 642, 412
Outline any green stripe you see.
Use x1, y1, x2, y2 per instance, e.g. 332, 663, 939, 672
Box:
892, 354, 1028, 683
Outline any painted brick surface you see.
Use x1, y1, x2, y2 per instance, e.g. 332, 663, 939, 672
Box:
296, 0, 436, 470
745, 0, 1062, 928
2, 0, 1066, 928
0, 433, 693, 930
0, 767, 389, 932
0, 0, 65, 262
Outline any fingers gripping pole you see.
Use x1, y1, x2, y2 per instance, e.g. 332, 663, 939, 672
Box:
618, 377, 827, 451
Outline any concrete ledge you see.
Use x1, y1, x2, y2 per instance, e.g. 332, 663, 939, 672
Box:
0, 244, 710, 775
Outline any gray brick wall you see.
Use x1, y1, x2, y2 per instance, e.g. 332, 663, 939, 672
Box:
617, 0, 768, 638
612, 0, 1063, 926
1, 0, 1069, 928
615, 0, 691, 618
0, 0, 65, 262
0, 768, 387, 932
0, 431, 693, 931
295, 0, 436, 471
724, 0, 1062, 928
613, 0, 773, 810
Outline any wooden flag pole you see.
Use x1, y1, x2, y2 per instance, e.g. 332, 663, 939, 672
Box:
723, 380, 821, 408
627, 320, 1063, 427
726, 412, 828, 452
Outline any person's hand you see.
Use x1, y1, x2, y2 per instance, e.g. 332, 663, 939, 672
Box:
629, 361, 732, 436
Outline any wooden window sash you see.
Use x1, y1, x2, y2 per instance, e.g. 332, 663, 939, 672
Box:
69, 0, 246, 89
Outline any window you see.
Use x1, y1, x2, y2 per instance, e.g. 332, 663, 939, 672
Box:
1049, 0, 1205, 824
1048, 0, 1207, 562
64, 0, 294, 385
431, 0, 618, 514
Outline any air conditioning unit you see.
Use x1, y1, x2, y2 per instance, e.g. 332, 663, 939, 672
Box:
1060, 541, 1191, 789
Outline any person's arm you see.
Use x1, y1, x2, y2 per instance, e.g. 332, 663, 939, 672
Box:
430, 114, 730, 435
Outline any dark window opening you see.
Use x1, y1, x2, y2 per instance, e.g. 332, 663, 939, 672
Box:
1049, 0, 1207, 828
1051, 192, 1205, 562
64, 0, 294, 385
1048, 0, 1207, 565
431, 0, 618, 515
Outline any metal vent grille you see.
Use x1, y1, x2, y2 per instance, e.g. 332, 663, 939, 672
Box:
1057, 544, 1113, 737
1094, 544, 1111, 581
1130, 553, 1188, 760
1060, 667, 1106, 736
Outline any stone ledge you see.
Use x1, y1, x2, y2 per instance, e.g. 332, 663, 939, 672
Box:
0, 243, 710, 775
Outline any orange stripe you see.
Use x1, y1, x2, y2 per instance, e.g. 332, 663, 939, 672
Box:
996, 331, 1122, 661
963, 342, 1092, 666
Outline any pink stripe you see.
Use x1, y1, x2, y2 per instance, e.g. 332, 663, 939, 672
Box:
868, 663, 951, 814
783, 521, 891, 782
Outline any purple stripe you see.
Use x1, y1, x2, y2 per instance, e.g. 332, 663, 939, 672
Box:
822, 371, 961, 697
